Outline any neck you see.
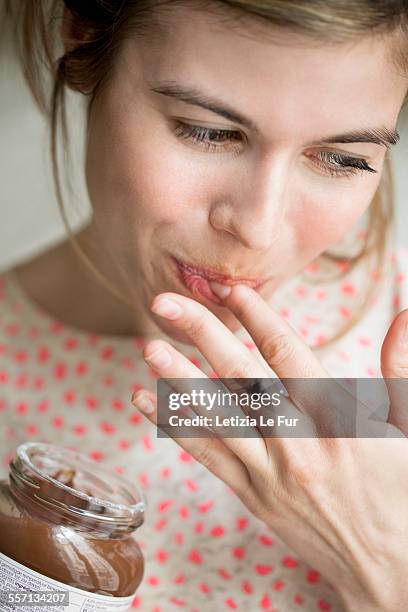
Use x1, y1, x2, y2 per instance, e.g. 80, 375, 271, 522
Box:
14, 224, 160, 339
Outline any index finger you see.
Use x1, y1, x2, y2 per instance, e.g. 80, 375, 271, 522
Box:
222, 287, 403, 438
210, 282, 340, 434
210, 282, 329, 379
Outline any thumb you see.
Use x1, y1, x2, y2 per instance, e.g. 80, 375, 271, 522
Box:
381, 308, 408, 435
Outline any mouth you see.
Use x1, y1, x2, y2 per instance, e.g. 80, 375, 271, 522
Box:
172, 256, 267, 305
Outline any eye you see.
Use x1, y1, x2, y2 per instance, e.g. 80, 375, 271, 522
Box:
310, 150, 377, 178
173, 123, 378, 178
173, 121, 244, 154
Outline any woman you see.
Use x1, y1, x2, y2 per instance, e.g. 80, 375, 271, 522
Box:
1, 0, 408, 609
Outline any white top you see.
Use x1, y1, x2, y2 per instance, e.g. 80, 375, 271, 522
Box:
1, 241, 407, 611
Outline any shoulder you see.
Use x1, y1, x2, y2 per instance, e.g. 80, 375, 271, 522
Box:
0, 267, 31, 342
394, 243, 408, 262
393, 242, 408, 265
0, 267, 18, 309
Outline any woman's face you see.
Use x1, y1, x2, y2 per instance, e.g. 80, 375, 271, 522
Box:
84, 5, 407, 344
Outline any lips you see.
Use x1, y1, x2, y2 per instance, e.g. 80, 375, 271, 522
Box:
173, 257, 265, 288
171, 256, 267, 306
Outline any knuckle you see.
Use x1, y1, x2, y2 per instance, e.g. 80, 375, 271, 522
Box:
389, 363, 408, 378
184, 314, 207, 343
259, 333, 296, 369
194, 440, 217, 471
286, 458, 313, 488
221, 359, 255, 380
277, 442, 322, 490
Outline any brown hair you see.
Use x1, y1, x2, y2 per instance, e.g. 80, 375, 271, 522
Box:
3, 0, 408, 347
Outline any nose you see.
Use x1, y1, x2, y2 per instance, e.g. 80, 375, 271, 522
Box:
209, 153, 288, 251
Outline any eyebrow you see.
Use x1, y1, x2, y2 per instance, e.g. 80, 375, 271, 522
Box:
149, 80, 257, 131
313, 127, 400, 149
149, 80, 400, 148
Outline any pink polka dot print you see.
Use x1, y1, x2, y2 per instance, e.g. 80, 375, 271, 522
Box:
1, 243, 408, 610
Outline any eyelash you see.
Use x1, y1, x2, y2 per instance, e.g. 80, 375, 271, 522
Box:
173, 122, 377, 177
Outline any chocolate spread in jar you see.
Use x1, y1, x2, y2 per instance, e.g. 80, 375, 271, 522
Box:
0, 442, 146, 597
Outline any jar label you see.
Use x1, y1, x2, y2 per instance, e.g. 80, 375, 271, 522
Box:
0, 553, 137, 611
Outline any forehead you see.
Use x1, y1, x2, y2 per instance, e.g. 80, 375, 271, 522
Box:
123, 5, 408, 138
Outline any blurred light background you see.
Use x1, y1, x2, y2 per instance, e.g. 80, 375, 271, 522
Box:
1, 25, 407, 272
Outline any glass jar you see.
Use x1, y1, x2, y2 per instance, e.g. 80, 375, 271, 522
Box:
0, 442, 146, 608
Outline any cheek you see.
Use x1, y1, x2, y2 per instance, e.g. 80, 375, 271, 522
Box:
84, 72, 213, 232
86, 120, 206, 235
291, 179, 380, 256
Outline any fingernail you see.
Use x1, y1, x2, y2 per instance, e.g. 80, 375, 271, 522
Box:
209, 281, 231, 299
151, 298, 182, 319
145, 347, 172, 368
132, 392, 155, 414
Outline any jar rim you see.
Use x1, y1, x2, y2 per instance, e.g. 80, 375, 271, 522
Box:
11, 442, 147, 529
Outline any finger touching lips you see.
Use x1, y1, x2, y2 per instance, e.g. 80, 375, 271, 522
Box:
150, 293, 270, 380
210, 283, 329, 380
149, 285, 332, 434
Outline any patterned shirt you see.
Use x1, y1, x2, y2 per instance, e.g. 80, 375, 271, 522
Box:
1, 240, 407, 611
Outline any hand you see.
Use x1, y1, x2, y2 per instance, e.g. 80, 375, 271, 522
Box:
131, 283, 408, 611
